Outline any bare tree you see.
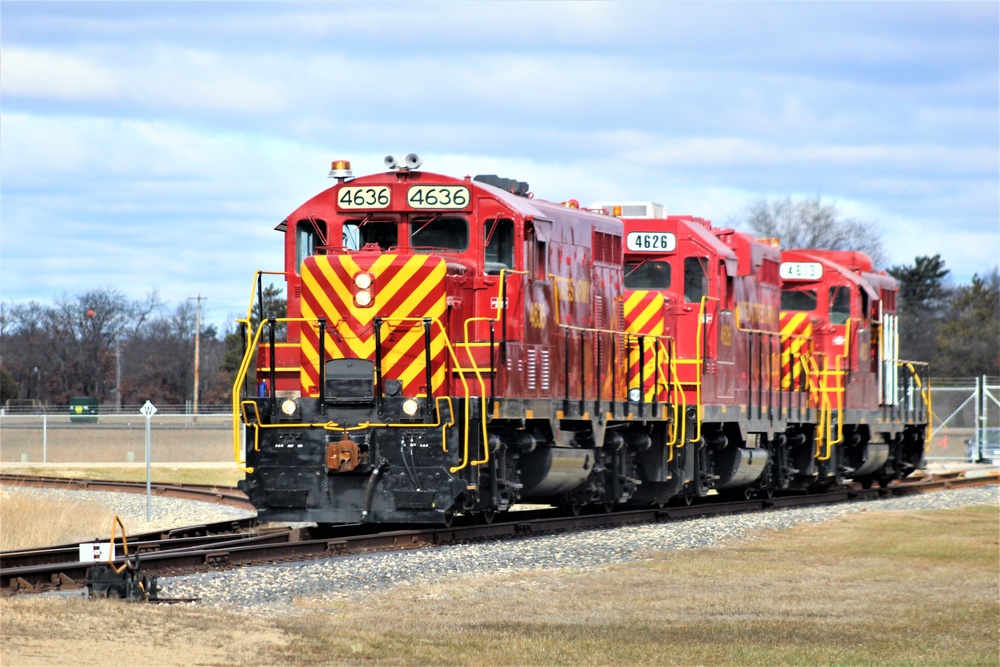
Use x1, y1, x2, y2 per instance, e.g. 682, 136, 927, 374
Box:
739, 196, 887, 268
0, 289, 161, 404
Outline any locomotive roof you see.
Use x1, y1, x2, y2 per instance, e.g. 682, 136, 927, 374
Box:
782, 249, 881, 300
278, 170, 622, 239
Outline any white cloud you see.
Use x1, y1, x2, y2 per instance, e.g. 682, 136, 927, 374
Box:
1, 2, 996, 324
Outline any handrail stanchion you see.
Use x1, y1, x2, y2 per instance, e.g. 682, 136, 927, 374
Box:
317, 318, 326, 415
268, 319, 277, 416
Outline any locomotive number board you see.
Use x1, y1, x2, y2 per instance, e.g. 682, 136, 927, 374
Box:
406, 185, 470, 209
626, 232, 676, 252
338, 185, 391, 209
780, 262, 823, 280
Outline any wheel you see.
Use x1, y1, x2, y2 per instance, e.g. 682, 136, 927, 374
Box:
743, 488, 753, 501
683, 493, 694, 506
441, 510, 454, 528
602, 500, 615, 513
860, 478, 873, 490
764, 486, 774, 499
480, 509, 496, 525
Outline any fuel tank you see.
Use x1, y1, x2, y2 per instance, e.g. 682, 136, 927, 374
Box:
518, 447, 594, 497
715, 447, 770, 489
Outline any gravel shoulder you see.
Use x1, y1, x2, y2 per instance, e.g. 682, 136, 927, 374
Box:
161, 485, 999, 616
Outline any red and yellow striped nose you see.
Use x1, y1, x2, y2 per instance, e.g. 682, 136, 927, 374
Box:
298, 254, 447, 397
780, 312, 812, 390
623, 291, 666, 401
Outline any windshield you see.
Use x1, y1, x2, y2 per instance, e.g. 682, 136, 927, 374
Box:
624, 261, 671, 289
781, 290, 818, 311
411, 216, 469, 252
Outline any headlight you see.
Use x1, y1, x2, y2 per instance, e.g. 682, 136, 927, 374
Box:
354, 272, 373, 289
280, 398, 298, 416
628, 387, 642, 402
355, 289, 373, 307
402, 398, 419, 416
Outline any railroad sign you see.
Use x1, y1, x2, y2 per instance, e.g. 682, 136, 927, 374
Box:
139, 401, 157, 418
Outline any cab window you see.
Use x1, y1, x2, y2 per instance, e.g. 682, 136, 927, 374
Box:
343, 220, 398, 251
484, 218, 514, 274
829, 286, 851, 324
781, 290, 818, 311
624, 261, 671, 289
683, 257, 708, 303
411, 216, 468, 252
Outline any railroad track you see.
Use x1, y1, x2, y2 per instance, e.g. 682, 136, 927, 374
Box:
2, 468, 995, 596
0, 473, 253, 510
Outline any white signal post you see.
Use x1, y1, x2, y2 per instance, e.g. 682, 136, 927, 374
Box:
139, 400, 157, 520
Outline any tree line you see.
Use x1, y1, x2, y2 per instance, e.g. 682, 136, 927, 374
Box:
0, 286, 286, 409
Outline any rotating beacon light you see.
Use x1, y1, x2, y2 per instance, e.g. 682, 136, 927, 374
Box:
329, 159, 353, 182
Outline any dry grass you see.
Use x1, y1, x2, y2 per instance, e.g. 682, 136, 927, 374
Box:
2, 504, 997, 665
0, 487, 118, 551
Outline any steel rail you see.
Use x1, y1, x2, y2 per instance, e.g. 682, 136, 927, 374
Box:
0, 474, 253, 510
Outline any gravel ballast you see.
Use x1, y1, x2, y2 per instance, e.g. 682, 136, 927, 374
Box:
161, 485, 997, 615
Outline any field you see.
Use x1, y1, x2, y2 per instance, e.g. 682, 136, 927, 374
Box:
1, 500, 997, 665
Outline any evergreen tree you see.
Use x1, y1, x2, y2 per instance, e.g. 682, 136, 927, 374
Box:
887, 254, 951, 363
935, 268, 1000, 377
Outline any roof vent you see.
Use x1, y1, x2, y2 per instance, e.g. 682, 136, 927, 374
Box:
474, 174, 529, 197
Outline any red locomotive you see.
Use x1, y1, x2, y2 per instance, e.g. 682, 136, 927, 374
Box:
779, 249, 926, 487
232, 157, 929, 525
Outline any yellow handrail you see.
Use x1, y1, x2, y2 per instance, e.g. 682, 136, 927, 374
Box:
902, 361, 933, 442
551, 274, 674, 410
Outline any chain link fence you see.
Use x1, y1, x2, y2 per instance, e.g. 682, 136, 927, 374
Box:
0, 404, 239, 465
2, 382, 998, 465
927, 376, 1000, 463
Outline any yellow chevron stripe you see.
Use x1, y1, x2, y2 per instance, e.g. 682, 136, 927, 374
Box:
624, 290, 650, 312
624, 292, 664, 331
397, 336, 446, 392
780, 311, 809, 336
627, 296, 665, 334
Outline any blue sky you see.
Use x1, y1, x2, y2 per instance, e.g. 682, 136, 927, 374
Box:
2, 1, 997, 328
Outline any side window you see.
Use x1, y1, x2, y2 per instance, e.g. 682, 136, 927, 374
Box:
683, 257, 708, 303
535, 241, 547, 280
296, 221, 317, 269
829, 286, 851, 324
484, 218, 514, 274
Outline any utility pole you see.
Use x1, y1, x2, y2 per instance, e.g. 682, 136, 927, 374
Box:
189, 295, 206, 415
115, 337, 122, 413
